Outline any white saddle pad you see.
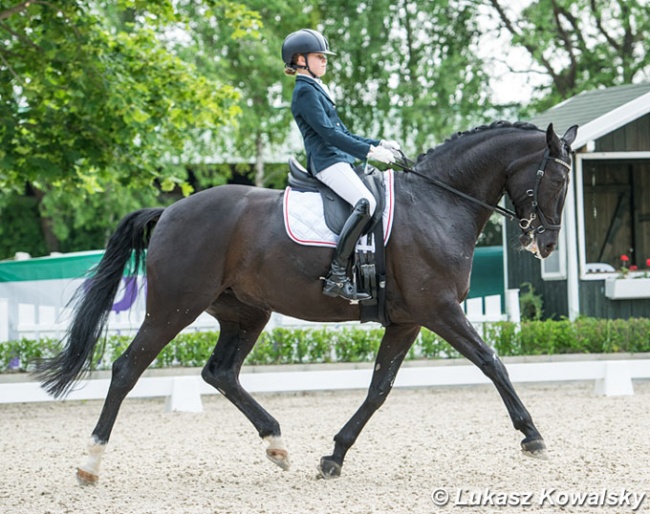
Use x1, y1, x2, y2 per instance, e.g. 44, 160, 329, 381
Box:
283, 169, 395, 250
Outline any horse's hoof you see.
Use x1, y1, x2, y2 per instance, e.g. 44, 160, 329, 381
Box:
317, 456, 341, 479
521, 438, 548, 460
266, 447, 291, 471
76, 467, 99, 485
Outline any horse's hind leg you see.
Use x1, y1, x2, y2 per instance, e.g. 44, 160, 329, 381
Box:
199, 294, 288, 470
77, 313, 198, 485
426, 303, 546, 458
319, 323, 421, 479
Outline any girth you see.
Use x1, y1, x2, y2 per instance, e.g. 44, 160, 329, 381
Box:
287, 157, 386, 235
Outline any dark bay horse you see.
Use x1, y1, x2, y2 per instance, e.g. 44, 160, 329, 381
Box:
38, 121, 578, 483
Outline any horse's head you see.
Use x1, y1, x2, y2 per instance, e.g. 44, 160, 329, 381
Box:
508, 123, 578, 259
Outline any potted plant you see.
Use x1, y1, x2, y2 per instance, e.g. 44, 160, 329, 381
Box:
605, 256, 650, 300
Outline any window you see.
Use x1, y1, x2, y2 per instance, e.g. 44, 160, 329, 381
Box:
541, 227, 567, 279
577, 155, 650, 278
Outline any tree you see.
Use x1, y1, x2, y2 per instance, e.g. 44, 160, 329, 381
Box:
0, 0, 259, 254
172, 0, 310, 188
314, 0, 493, 153
189, 0, 493, 187
483, 0, 650, 110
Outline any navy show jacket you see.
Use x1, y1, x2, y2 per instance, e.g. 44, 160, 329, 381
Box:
291, 75, 380, 174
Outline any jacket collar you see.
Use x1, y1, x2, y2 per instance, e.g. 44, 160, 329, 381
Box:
296, 74, 335, 105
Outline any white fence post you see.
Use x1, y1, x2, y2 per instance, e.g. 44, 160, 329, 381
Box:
0, 298, 9, 343
505, 288, 521, 323
165, 377, 204, 413
594, 361, 634, 396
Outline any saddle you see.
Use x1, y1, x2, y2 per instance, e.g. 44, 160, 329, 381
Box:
287, 157, 386, 236
286, 157, 390, 326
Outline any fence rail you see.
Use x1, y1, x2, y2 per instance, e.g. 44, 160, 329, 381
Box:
0, 290, 520, 342
1, 358, 647, 409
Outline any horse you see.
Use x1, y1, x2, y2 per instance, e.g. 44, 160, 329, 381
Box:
38, 120, 578, 483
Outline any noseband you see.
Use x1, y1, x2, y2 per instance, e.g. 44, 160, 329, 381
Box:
518, 149, 572, 234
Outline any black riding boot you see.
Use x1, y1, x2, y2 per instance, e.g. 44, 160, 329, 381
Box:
322, 199, 372, 301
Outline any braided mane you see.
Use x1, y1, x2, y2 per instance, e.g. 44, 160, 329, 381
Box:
416, 120, 541, 163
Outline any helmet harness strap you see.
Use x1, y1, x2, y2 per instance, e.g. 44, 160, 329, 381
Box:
292, 54, 318, 79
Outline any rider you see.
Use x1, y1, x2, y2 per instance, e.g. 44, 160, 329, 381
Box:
282, 28, 400, 302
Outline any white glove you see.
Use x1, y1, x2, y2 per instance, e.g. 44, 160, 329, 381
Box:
380, 139, 401, 152
367, 145, 394, 164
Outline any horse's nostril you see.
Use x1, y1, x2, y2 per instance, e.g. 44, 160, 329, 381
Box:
545, 242, 556, 253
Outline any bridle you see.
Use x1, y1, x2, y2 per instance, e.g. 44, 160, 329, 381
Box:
518, 148, 572, 234
391, 148, 571, 235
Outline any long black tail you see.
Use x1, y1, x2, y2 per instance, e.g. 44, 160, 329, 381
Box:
37, 208, 164, 398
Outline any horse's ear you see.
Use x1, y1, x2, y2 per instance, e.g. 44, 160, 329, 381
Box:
545, 123, 562, 154
562, 125, 578, 147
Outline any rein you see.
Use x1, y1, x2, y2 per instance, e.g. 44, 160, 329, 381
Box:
391, 149, 571, 234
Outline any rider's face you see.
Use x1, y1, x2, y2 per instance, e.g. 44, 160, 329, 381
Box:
305, 53, 328, 77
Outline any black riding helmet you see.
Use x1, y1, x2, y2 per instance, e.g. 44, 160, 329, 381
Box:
282, 29, 336, 74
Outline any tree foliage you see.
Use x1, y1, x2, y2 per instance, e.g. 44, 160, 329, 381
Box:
1, 0, 648, 257
172, 0, 310, 187
318, 0, 491, 152
0, 0, 259, 254
0, 0, 259, 193
484, 0, 650, 110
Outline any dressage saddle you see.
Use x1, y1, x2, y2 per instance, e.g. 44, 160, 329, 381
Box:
287, 157, 386, 236
286, 157, 390, 326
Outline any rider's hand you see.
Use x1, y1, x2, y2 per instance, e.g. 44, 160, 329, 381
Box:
367, 145, 394, 164
380, 140, 401, 152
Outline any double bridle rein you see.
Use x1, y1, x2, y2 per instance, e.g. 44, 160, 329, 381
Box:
391, 149, 571, 235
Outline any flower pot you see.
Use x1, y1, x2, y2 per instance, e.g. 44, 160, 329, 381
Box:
605, 277, 650, 300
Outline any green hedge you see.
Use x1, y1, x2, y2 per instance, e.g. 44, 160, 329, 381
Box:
2, 318, 650, 373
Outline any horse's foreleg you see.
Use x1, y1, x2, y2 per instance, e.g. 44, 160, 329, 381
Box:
426, 305, 546, 458
77, 319, 187, 485
200, 306, 288, 470
319, 324, 421, 479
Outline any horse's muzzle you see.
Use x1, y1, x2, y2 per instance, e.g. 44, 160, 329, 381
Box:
520, 231, 556, 260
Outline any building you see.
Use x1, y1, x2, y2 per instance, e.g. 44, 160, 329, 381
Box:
504, 82, 650, 319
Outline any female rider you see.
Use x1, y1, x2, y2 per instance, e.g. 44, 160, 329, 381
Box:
282, 28, 400, 301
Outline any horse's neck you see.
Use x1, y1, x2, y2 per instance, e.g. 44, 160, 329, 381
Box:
419, 141, 510, 216
411, 138, 513, 233
436, 139, 512, 202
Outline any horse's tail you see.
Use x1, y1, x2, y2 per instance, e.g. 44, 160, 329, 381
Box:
37, 207, 164, 398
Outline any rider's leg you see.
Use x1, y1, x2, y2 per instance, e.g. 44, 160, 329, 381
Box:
316, 162, 377, 216
316, 163, 375, 301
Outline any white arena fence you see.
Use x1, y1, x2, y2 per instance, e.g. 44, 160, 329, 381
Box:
1, 358, 648, 411
2, 288, 649, 407
1, 290, 520, 342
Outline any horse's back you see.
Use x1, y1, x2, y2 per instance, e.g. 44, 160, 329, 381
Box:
145, 185, 284, 285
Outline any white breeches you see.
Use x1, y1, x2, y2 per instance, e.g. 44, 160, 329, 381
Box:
316, 162, 377, 216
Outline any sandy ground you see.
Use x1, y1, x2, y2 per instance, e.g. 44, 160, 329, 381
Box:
1, 381, 649, 514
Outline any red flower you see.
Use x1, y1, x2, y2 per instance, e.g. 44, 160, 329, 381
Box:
620, 254, 630, 262
630, 265, 638, 271
646, 258, 650, 268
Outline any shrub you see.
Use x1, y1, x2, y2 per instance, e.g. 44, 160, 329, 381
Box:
2, 317, 649, 373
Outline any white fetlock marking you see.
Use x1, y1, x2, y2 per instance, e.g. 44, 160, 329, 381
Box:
264, 435, 287, 452
78, 436, 106, 477
263, 435, 290, 470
